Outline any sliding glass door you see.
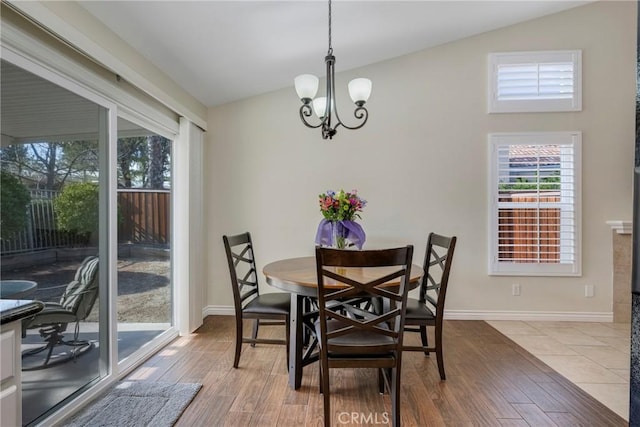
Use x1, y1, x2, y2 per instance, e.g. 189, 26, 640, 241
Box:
0, 59, 111, 425
116, 118, 173, 362
1, 54, 178, 425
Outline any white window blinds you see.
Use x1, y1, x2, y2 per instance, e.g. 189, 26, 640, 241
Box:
489, 132, 582, 276
489, 51, 582, 113
497, 62, 574, 101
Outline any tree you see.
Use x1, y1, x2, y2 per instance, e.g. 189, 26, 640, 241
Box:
118, 137, 147, 188
1, 135, 171, 191
0, 171, 31, 238
117, 135, 170, 188
0, 144, 29, 177
59, 140, 99, 182
148, 135, 169, 189
499, 175, 560, 191
54, 182, 99, 236
0, 141, 99, 190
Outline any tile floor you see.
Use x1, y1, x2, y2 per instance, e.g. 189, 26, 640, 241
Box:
486, 320, 631, 421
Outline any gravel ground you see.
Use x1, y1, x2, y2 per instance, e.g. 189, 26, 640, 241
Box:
1, 257, 170, 323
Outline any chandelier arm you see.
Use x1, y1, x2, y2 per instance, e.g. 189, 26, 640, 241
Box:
299, 105, 324, 129
335, 107, 369, 130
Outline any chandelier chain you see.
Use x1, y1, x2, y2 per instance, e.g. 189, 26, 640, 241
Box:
328, 0, 333, 54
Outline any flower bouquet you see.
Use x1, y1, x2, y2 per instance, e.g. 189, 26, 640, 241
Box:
315, 189, 367, 249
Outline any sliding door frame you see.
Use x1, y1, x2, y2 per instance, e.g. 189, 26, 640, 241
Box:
1, 44, 182, 425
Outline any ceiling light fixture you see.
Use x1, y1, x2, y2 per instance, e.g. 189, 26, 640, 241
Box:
294, 0, 372, 140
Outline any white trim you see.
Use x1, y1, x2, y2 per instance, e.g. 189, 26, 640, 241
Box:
202, 306, 615, 323
444, 309, 613, 322
606, 220, 633, 235
203, 305, 236, 317
106, 101, 119, 379
118, 107, 177, 141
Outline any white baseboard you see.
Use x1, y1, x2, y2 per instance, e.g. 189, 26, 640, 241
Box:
204, 306, 613, 323
203, 305, 235, 317
445, 310, 613, 322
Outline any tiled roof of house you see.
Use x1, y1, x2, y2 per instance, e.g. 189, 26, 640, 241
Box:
508, 145, 561, 164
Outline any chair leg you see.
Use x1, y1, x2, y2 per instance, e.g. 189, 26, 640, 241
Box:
378, 368, 385, 394
251, 319, 259, 347
44, 341, 56, 365
233, 315, 243, 368
420, 325, 430, 356
435, 325, 446, 380
321, 357, 331, 427
391, 365, 402, 427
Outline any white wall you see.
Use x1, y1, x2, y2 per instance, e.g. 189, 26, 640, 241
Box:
205, 1, 636, 320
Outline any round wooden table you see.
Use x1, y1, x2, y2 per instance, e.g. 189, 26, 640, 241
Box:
263, 256, 424, 389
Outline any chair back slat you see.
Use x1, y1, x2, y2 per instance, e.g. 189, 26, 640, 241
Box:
315, 246, 413, 355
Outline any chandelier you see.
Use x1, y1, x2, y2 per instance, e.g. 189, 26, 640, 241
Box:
294, 0, 372, 140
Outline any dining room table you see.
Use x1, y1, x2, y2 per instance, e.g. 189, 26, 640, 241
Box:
263, 256, 424, 389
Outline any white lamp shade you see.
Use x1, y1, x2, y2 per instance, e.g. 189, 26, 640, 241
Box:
294, 74, 319, 100
348, 78, 372, 103
312, 97, 327, 118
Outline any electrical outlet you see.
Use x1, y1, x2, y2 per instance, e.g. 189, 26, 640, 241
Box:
512, 283, 521, 296
585, 284, 594, 298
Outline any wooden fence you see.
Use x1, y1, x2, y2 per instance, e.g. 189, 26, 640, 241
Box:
117, 189, 170, 245
498, 194, 561, 262
0, 189, 170, 254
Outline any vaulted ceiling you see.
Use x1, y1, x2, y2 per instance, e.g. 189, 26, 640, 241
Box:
79, 1, 592, 108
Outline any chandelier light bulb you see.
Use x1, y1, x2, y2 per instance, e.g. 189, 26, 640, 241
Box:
312, 97, 327, 118
294, 74, 319, 103
348, 78, 372, 105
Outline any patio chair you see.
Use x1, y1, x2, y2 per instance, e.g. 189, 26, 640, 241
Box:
21, 256, 99, 370
402, 232, 456, 380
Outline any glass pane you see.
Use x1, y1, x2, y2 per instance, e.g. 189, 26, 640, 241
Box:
495, 141, 576, 266
0, 60, 108, 425
116, 118, 172, 362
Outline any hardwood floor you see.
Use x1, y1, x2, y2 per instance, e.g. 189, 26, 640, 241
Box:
126, 316, 627, 426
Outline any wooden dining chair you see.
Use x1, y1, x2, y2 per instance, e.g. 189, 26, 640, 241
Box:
402, 232, 456, 380
315, 245, 414, 427
223, 232, 291, 369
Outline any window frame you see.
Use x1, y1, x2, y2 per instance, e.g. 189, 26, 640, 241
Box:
488, 132, 582, 276
488, 50, 582, 113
